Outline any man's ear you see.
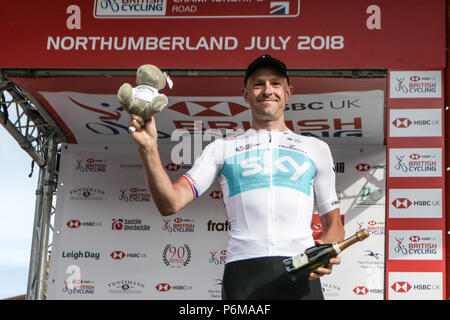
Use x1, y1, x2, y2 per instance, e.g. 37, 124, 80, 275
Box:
286, 85, 293, 100
242, 87, 249, 104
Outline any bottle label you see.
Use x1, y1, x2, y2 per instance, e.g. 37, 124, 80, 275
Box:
332, 242, 341, 255
291, 252, 310, 269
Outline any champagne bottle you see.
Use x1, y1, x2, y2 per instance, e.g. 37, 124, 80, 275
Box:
283, 229, 369, 281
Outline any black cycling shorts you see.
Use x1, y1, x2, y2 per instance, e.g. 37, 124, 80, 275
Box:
221, 256, 324, 300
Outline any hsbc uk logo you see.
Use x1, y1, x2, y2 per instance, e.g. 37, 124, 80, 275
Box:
355, 163, 384, 172
391, 281, 440, 293
392, 118, 412, 128
392, 117, 439, 128
155, 282, 192, 292
391, 197, 440, 209
110, 250, 147, 260
168, 101, 248, 117
66, 219, 102, 229
353, 286, 383, 296
391, 281, 412, 293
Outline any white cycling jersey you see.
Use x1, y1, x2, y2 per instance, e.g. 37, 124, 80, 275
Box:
182, 128, 340, 264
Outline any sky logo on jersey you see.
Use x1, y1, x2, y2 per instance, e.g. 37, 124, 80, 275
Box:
222, 148, 316, 197
270, 2, 290, 14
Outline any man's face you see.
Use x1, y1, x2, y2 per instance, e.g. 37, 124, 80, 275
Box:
243, 66, 293, 123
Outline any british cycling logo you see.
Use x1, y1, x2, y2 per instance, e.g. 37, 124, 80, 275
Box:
393, 152, 437, 173
393, 236, 438, 257
394, 76, 438, 95
95, 0, 167, 17
209, 249, 227, 265
75, 158, 107, 173
118, 187, 151, 202
70, 96, 170, 138
162, 217, 195, 233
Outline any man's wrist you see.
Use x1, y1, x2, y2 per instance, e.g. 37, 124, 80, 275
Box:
138, 142, 158, 156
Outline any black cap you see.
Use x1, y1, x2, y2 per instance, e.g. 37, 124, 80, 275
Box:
244, 55, 289, 85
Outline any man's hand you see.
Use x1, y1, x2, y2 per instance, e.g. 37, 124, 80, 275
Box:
308, 239, 341, 281
128, 114, 158, 151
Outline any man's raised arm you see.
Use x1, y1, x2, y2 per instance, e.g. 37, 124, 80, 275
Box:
129, 114, 194, 216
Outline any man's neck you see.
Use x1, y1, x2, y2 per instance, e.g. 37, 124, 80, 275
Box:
250, 119, 289, 132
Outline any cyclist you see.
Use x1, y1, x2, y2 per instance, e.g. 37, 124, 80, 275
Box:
128, 55, 345, 300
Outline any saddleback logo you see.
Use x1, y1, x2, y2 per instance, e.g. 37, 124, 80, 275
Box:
112, 218, 151, 231
162, 244, 191, 268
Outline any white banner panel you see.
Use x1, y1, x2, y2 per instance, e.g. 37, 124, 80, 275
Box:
388, 272, 443, 300
389, 71, 442, 98
389, 109, 442, 137
388, 230, 443, 261
39, 90, 384, 145
47, 142, 385, 300
389, 148, 442, 177
389, 189, 442, 219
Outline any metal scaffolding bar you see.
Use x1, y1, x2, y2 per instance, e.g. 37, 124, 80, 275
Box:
35, 135, 57, 300
0, 77, 63, 300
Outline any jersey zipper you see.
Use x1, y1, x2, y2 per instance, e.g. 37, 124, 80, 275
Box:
268, 130, 275, 256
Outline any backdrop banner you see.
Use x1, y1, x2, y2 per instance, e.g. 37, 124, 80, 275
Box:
1, 0, 445, 69
47, 141, 385, 299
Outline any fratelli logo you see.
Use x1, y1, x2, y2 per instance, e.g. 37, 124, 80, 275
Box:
162, 217, 195, 233
70, 187, 105, 200
118, 187, 151, 202
75, 158, 107, 173
94, 0, 167, 17
162, 243, 191, 268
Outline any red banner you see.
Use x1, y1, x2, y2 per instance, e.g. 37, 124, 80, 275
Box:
0, 0, 445, 69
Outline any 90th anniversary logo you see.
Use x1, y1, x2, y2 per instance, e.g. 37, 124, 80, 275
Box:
163, 243, 191, 268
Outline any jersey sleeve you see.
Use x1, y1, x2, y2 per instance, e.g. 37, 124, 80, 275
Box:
313, 140, 340, 216
182, 139, 223, 199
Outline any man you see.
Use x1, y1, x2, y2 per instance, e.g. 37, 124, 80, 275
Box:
128, 55, 345, 300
